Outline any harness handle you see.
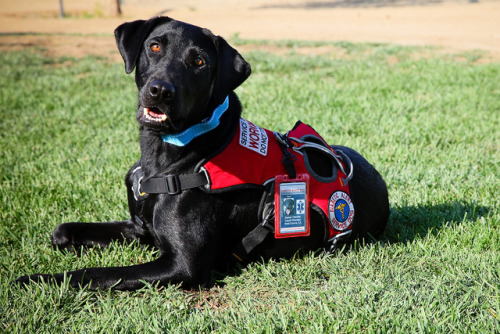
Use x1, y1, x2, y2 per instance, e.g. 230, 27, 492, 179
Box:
289, 137, 354, 185
335, 149, 354, 185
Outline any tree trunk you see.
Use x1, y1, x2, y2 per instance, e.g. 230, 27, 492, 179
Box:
110, 0, 122, 16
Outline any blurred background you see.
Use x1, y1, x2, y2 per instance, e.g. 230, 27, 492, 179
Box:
1, 0, 498, 59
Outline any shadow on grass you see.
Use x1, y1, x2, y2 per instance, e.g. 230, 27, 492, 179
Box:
384, 201, 490, 244
211, 201, 491, 288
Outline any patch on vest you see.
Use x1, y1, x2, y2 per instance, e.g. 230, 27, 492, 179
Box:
239, 118, 268, 156
328, 191, 355, 231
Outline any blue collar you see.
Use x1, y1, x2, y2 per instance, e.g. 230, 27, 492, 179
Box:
161, 96, 229, 146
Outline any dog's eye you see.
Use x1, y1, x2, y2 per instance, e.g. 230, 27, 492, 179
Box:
193, 57, 205, 67
150, 43, 161, 53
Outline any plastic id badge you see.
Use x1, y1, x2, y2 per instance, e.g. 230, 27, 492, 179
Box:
274, 174, 310, 238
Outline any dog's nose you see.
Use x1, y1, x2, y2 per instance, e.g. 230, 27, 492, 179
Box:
148, 79, 175, 102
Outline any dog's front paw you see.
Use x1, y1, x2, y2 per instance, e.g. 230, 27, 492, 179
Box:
51, 223, 82, 252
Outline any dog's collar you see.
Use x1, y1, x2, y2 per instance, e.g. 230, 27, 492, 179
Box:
161, 96, 229, 146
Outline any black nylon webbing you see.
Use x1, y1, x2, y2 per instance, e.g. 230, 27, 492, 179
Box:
140, 172, 208, 195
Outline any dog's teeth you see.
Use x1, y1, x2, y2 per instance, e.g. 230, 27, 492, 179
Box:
142, 107, 167, 123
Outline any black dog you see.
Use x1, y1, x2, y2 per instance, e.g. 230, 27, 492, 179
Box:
15, 17, 389, 290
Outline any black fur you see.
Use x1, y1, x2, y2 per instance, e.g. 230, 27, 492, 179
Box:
15, 17, 389, 290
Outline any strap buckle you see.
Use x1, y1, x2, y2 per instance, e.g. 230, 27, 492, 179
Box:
274, 131, 292, 148
165, 174, 181, 195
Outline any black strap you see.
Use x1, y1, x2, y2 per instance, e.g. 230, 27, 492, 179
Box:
140, 172, 208, 195
274, 132, 297, 179
280, 147, 297, 179
232, 209, 275, 262
325, 230, 353, 254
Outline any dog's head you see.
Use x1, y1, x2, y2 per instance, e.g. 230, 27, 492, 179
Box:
114, 17, 251, 133
283, 198, 295, 215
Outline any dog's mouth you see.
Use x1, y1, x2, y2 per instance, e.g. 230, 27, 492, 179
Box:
137, 106, 185, 132
141, 107, 168, 123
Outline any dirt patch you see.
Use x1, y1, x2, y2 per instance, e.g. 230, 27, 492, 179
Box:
0, 34, 122, 61
1, 0, 499, 61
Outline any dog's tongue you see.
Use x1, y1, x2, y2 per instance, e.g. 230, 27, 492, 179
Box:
149, 109, 164, 118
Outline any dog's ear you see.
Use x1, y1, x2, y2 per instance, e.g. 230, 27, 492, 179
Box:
213, 36, 251, 103
114, 17, 172, 74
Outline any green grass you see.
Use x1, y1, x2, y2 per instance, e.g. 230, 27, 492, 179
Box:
1, 41, 499, 333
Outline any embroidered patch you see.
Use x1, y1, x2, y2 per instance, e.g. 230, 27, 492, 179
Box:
239, 118, 268, 156
328, 191, 355, 231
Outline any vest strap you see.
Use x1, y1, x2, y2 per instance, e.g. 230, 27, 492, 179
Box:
140, 172, 208, 195
232, 207, 275, 262
274, 131, 297, 179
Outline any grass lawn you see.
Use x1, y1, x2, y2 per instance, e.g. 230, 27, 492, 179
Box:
0, 40, 499, 333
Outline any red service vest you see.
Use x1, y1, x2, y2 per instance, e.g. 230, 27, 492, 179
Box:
202, 119, 355, 239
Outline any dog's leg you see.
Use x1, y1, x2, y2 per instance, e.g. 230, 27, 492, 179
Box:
51, 219, 155, 252
15, 252, 205, 290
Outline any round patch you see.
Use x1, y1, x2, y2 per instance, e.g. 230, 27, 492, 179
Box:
328, 191, 355, 231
